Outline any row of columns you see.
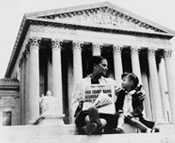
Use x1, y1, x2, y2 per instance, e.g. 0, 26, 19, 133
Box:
19, 38, 64, 124
19, 37, 175, 124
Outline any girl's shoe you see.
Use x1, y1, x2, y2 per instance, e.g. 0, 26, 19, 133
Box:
151, 128, 160, 133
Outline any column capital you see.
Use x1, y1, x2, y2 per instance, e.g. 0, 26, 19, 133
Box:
51, 39, 62, 50
72, 41, 83, 51
130, 46, 140, 55
148, 48, 157, 56
29, 37, 40, 48
113, 45, 122, 54
164, 49, 173, 58
92, 43, 102, 52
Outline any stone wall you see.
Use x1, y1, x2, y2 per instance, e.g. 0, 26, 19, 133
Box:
0, 78, 20, 125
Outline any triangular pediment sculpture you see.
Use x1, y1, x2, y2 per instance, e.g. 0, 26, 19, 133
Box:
37, 7, 163, 33
25, 2, 175, 35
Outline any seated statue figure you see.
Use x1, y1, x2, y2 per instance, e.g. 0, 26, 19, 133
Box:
33, 90, 64, 125
40, 90, 61, 118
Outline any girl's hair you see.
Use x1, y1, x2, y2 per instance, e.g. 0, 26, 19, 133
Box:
86, 56, 106, 75
121, 72, 139, 89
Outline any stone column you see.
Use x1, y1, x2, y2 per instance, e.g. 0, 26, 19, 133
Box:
73, 42, 83, 84
113, 45, 123, 85
51, 40, 64, 117
92, 43, 101, 56
28, 38, 40, 124
158, 56, 169, 122
147, 48, 164, 122
131, 46, 142, 83
164, 49, 175, 123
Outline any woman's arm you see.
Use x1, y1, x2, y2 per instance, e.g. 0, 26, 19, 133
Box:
72, 81, 84, 116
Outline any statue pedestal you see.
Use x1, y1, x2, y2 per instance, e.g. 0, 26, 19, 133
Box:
38, 119, 64, 125
38, 114, 64, 125
33, 113, 65, 125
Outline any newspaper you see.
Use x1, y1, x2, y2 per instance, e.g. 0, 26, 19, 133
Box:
82, 84, 115, 114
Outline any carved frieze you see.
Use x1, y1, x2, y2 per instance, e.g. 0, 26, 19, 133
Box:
39, 7, 164, 33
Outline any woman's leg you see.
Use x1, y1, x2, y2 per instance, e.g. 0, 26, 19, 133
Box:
79, 107, 107, 135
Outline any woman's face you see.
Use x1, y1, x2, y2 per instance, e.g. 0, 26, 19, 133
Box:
94, 59, 108, 77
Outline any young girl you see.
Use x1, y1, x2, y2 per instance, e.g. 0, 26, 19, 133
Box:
115, 72, 159, 133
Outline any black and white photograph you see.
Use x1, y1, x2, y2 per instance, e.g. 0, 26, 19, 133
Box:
0, 0, 175, 142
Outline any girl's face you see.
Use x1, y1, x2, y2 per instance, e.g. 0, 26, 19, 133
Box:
94, 59, 108, 77
121, 76, 134, 91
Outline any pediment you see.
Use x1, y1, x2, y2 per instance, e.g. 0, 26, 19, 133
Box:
26, 2, 174, 35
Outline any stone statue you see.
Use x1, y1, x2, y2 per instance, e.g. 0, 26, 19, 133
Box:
40, 90, 60, 116
35, 90, 64, 125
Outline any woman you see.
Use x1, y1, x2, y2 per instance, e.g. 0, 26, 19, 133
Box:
72, 56, 120, 135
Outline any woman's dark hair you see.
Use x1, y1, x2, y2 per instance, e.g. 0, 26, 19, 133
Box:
86, 56, 106, 75
121, 72, 139, 89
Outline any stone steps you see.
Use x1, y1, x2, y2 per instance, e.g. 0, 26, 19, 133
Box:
0, 123, 174, 143
1, 133, 175, 143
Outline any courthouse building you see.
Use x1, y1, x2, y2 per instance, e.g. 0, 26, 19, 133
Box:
1, 2, 175, 125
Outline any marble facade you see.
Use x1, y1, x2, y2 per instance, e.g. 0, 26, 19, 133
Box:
2, 2, 175, 125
